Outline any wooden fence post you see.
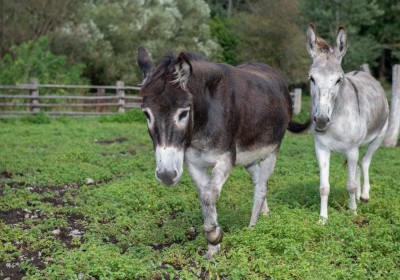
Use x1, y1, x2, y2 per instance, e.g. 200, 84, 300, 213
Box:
360, 63, 371, 75
291, 88, 302, 115
97, 87, 106, 112
383, 64, 400, 147
116, 80, 125, 113
30, 79, 40, 114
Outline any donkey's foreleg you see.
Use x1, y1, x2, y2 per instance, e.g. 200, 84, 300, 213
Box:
247, 155, 277, 227
346, 149, 359, 212
316, 145, 331, 224
187, 153, 232, 259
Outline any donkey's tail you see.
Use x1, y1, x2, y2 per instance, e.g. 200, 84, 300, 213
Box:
287, 119, 311, 133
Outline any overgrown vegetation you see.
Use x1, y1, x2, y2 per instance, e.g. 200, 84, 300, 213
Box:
1, 111, 399, 279
1, 1, 399, 86
0, 37, 88, 85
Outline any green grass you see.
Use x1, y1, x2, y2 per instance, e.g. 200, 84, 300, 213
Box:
0, 110, 399, 279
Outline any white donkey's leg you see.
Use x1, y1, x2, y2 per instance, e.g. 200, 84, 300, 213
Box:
186, 153, 232, 260
247, 154, 277, 227
245, 161, 265, 215
246, 161, 269, 216
360, 122, 387, 202
356, 164, 361, 200
315, 144, 330, 224
346, 148, 359, 212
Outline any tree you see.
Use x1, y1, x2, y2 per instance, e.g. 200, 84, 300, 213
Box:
299, 0, 384, 74
369, 0, 400, 81
232, 0, 309, 85
0, 0, 82, 58
0, 36, 87, 85
51, 0, 221, 85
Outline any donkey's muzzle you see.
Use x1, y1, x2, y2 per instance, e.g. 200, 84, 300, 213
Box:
156, 169, 178, 186
313, 115, 330, 133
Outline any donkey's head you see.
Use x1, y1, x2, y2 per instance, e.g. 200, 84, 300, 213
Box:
306, 23, 348, 134
138, 47, 194, 186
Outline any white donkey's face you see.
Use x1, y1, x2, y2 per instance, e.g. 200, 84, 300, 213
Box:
308, 55, 345, 133
306, 24, 348, 134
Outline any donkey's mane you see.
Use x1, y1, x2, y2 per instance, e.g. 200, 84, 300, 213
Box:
147, 51, 207, 84
317, 37, 331, 53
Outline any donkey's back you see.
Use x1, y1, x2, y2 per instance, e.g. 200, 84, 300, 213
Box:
344, 71, 388, 143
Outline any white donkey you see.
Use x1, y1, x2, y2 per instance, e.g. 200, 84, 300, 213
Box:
306, 24, 389, 224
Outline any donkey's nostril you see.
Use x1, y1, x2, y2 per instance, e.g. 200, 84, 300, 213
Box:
327, 117, 330, 123
156, 169, 178, 186
313, 116, 317, 123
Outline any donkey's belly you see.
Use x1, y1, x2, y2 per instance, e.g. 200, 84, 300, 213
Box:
235, 144, 278, 166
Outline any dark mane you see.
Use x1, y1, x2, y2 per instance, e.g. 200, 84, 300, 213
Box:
146, 51, 207, 84
317, 37, 331, 53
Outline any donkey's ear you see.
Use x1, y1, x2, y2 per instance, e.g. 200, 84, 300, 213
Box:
334, 26, 348, 62
137, 46, 155, 83
172, 52, 192, 91
306, 23, 318, 58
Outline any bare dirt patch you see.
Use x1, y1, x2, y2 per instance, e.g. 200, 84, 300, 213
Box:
54, 213, 86, 249
95, 137, 128, 145
0, 170, 13, 179
0, 209, 26, 225
0, 260, 24, 280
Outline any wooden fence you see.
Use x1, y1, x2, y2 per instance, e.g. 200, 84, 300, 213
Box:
0, 80, 303, 118
0, 80, 141, 118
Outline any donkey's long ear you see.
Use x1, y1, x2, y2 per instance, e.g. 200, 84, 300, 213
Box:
306, 23, 318, 58
171, 52, 192, 91
334, 26, 348, 62
137, 46, 155, 83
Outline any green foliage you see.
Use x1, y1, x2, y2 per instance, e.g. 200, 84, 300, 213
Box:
209, 17, 238, 65
232, 0, 310, 84
99, 110, 146, 124
0, 36, 88, 85
52, 0, 221, 85
22, 112, 51, 124
0, 112, 399, 279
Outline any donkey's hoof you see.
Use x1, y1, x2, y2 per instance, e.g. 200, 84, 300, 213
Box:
360, 197, 369, 203
318, 216, 327, 225
205, 244, 220, 260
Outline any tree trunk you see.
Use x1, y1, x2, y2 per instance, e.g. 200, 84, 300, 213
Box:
383, 64, 400, 147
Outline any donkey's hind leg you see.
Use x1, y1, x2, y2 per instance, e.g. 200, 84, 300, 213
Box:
246, 161, 268, 216
360, 123, 388, 202
247, 154, 277, 227
356, 164, 361, 200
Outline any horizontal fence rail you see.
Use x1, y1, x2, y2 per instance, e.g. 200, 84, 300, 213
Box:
0, 80, 303, 118
0, 80, 142, 117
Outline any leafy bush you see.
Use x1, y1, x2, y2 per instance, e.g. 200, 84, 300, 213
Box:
99, 110, 146, 123
0, 36, 88, 85
22, 112, 51, 124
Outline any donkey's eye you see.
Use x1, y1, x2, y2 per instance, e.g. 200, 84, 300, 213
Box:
309, 76, 315, 84
335, 78, 343, 85
179, 110, 189, 121
143, 111, 151, 120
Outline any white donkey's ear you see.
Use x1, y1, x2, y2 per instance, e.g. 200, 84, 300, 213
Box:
172, 52, 192, 91
306, 23, 318, 58
137, 46, 155, 84
334, 25, 348, 62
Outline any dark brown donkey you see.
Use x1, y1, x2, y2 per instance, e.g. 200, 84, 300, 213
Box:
138, 47, 309, 259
